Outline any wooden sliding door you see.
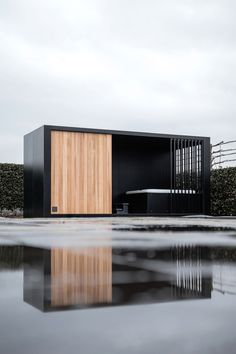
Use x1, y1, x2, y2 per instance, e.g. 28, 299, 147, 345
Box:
51, 131, 112, 214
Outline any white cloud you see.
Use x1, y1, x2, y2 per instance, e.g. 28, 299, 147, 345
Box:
0, 0, 235, 163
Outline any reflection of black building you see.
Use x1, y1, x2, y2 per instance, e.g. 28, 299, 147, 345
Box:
24, 247, 51, 311
112, 246, 212, 305
24, 247, 112, 311
23, 245, 212, 312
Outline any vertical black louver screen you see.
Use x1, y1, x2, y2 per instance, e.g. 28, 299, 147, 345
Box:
170, 139, 203, 214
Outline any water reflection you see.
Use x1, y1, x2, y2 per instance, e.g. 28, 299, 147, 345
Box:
1, 237, 236, 354
23, 245, 212, 312
51, 248, 112, 307
5, 244, 236, 312
0, 245, 23, 269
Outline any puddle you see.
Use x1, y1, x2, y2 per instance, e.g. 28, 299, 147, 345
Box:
1, 227, 236, 354
113, 224, 235, 232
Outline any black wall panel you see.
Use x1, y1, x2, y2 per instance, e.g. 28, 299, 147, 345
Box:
24, 126, 44, 217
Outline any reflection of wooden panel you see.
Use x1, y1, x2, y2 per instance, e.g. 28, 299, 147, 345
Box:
51, 131, 112, 214
51, 247, 112, 307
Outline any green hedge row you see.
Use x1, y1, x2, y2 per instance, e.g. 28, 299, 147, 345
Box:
0, 163, 23, 211
211, 167, 236, 216
0, 163, 235, 216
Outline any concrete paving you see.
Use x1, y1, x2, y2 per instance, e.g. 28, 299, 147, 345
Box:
0, 216, 236, 249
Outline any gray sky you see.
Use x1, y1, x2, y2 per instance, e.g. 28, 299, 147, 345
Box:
0, 0, 235, 163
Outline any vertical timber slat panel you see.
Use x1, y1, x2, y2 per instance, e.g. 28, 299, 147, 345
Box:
51, 131, 112, 214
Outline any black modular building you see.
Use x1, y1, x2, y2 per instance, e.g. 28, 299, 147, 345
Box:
24, 125, 210, 217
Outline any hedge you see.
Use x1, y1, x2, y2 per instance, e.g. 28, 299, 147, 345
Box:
211, 167, 236, 216
0, 163, 23, 211
0, 163, 235, 216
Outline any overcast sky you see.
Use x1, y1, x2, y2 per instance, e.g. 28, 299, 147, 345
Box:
0, 0, 235, 163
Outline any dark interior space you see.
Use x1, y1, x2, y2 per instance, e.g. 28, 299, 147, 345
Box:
112, 135, 171, 211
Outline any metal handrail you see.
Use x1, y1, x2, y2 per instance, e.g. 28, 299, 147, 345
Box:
212, 159, 236, 167
211, 139, 236, 168
212, 152, 236, 160
212, 148, 236, 154
212, 140, 236, 147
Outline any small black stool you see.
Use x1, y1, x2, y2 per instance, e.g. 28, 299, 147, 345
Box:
115, 203, 129, 215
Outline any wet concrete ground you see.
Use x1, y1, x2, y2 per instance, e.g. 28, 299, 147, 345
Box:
1, 216, 236, 354
0, 216, 236, 250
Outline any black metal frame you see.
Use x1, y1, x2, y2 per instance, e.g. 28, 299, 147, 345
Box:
24, 125, 211, 217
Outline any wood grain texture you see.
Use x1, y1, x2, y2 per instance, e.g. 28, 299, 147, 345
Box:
51, 247, 112, 306
51, 131, 112, 214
